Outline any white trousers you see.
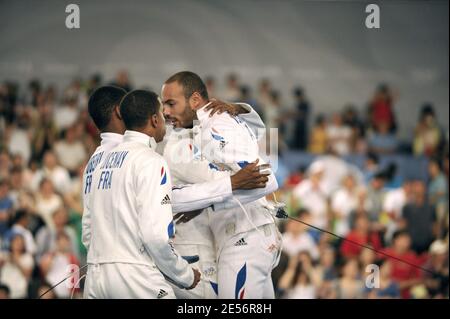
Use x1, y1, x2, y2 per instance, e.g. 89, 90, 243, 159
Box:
171, 244, 218, 299
217, 223, 281, 299
83, 263, 175, 299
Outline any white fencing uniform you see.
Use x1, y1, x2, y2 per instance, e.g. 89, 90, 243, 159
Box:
82, 132, 123, 253
83, 130, 194, 299
157, 103, 270, 299
194, 103, 281, 299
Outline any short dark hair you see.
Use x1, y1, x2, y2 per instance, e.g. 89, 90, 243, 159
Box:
392, 229, 410, 241
0, 283, 10, 296
88, 86, 127, 131
120, 90, 161, 130
164, 71, 209, 100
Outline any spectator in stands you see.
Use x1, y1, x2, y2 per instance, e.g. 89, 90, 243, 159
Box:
293, 162, 329, 232
331, 174, 361, 237
368, 120, 399, 154
340, 214, 382, 259
282, 209, 319, 260
263, 90, 286, 133
279, 251, 317, 299
0, 151, 10, 181
39, 232, 80, 298
326, 113, 352, 156
366, 172, 387, 224
330, 258, 365, 299
363, 152, 380, 183
32, 103, 58, 161
223, 73, 240, 102
0, 179, 13, 238
31, 151, 71, 195
257, 78, 272, 118
359, 247, 376, 278
368, 83, 396, 133
239, 85, 263, 117
291, 87, 310, 150
6, 112, 32, 165
205, 76, 216, 98
312, 246, 338, 298
34, 179, 63, 230
53, 96, 80, 132
7, 210, 36, 255
35, 206, 79, 262
383, 180, 413, 244
343, 104, 366, 152
36, 282, 57, 299
308, 114, 328, 154
428, 158, 448, 234
54, 125, 87, 175
423, 239, 449, 298
414, 104, 442, 157
401, 180, 437, 254
0, 234, 34, 298
110, 70, 132, 92
366, 260, 401, 299
380, 230, 424, 298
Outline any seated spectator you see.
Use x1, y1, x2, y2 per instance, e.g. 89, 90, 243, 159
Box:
282, 209, 319, 260
0, 234, 34, 298
366, 260, 401, 299
0, 179, 13, 238
427, 158, 448, 234
6, 210, 36, 255
359, 248, 376, 278
35, 207, 79, 262
383, 180, 413, 244
31, 151, 72, 195
0, 283, 10, 299
366, 172, 387, 225
35, 179, 63, 230
330, 258, 365, 299
308, 115, 328, 154
311, 246, 338, 298
326, 113, 352, 156
278, 251, 317, 299
293, 162, 328, 232
340, 215, 382, 259
368, 121, 399, 154
39, 232, 80, 299
54, 125, 87, 175
363, 152, 380, 183
423, 240, 449, 298
53, 97, 79, 132
413, 104, 442, 157
401, 180, 437, 254
223, 73, 240, 102
0, 151, 11, 180
380, 230, 424, 298
331, 174, 361, 237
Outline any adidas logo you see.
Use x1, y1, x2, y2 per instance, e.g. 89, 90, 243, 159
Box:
234, 238, 248, 246
161, 194, 171, 205
157, 289, 168, 299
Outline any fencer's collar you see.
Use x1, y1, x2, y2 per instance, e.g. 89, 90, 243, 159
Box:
196, 101, 213, 122
123, 130, 157, 149
100, 132, 123, 146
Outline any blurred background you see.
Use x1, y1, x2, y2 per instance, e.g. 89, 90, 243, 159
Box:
0, 0, 448, 299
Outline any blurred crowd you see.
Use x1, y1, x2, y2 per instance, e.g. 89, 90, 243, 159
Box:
0, 71, 448, 299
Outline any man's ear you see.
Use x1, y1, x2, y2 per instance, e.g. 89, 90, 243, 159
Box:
189, 92, 202, 109
150, 114, 158, 128
114, 105, 122, 120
